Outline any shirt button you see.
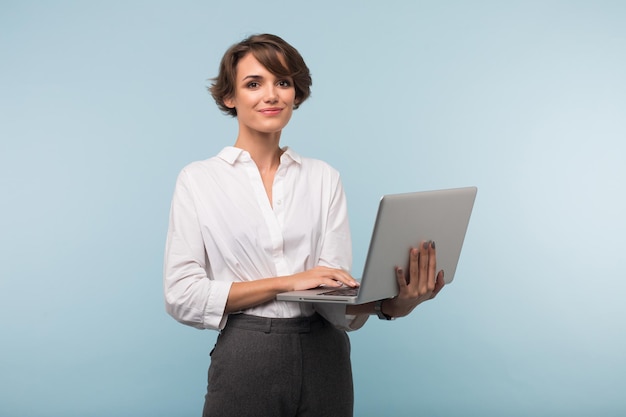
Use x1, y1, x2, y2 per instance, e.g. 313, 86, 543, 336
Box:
276, 199, 282, 205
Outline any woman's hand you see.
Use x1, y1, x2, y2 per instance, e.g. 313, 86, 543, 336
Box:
287, 266, 360, 291
225, 266, 358, 313
383, 240, 445, 318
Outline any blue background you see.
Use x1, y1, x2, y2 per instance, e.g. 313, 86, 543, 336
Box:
1, 1, 625, 416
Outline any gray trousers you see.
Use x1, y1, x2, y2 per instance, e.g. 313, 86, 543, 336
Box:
202, 313, 353, 417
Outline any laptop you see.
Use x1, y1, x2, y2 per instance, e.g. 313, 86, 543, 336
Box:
276, 186, 477, 304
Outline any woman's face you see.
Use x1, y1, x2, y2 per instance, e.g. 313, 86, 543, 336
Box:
224, 53, 296, 137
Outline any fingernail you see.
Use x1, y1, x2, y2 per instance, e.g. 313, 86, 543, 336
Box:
431, 241, 436, 249
422, 241, 429, 250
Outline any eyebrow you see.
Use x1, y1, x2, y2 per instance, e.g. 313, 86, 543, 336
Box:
242, 75, 263, 81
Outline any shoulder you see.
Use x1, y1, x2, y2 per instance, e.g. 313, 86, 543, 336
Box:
177, 148, 236, 181
180, 157, 219, 175
284, 147, 341, 179
302, 156, 340, 176
292, 153, 345, 197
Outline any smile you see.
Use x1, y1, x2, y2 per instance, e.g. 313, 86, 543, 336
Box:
258, 107, 283, 116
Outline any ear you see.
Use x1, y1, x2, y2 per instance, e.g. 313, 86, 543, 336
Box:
223, 95, 235, 109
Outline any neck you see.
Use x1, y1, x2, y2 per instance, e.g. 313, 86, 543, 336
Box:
234, 130, 283, 173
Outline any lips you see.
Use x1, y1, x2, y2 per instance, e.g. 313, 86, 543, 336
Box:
259, 107, 283, 116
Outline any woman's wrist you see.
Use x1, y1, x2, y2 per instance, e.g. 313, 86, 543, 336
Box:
345, 299, 395, 318
375, 299, 395, 320
380, 298, 392, 317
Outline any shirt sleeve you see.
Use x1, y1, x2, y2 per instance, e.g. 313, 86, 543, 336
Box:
313, 172, 369, 331
163, 169, 232, 331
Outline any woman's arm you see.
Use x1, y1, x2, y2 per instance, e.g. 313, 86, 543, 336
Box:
164, 171, 229, 330
225, 266, 359, 313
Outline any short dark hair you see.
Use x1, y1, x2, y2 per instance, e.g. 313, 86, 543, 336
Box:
209, 34, 312, 117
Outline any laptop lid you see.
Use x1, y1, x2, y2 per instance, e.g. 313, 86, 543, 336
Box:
276, 186, 477, 304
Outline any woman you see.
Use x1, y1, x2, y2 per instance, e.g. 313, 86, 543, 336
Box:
164, 33, 444, 417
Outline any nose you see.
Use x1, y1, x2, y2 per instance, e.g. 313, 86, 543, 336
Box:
263, 84, 278, 103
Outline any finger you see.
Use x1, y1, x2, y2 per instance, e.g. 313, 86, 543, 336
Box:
408, 247, 418, 286
427, 241, 437, 291
418, 240, 430, 294
395, 266, 408, 292
329, 269, 360, 287
430, 270, 445, 299
320, 278, 343, 287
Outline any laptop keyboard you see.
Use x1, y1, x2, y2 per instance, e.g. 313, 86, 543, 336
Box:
321, 287, 359, 297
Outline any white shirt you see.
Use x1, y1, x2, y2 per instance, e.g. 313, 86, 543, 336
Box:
163, 146, 368, 331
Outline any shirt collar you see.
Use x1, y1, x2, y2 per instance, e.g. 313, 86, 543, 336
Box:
280, 146, 301, 165
217, 146, 302, 166
216, 146, 245, 165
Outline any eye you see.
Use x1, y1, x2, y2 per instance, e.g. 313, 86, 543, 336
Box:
278, 79, 292, 88
246, 81, 260, 89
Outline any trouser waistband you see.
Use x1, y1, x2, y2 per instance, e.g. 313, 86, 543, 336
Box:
225, 313, 325, 334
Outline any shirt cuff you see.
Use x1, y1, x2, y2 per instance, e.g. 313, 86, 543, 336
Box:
204, 281, 232, 330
